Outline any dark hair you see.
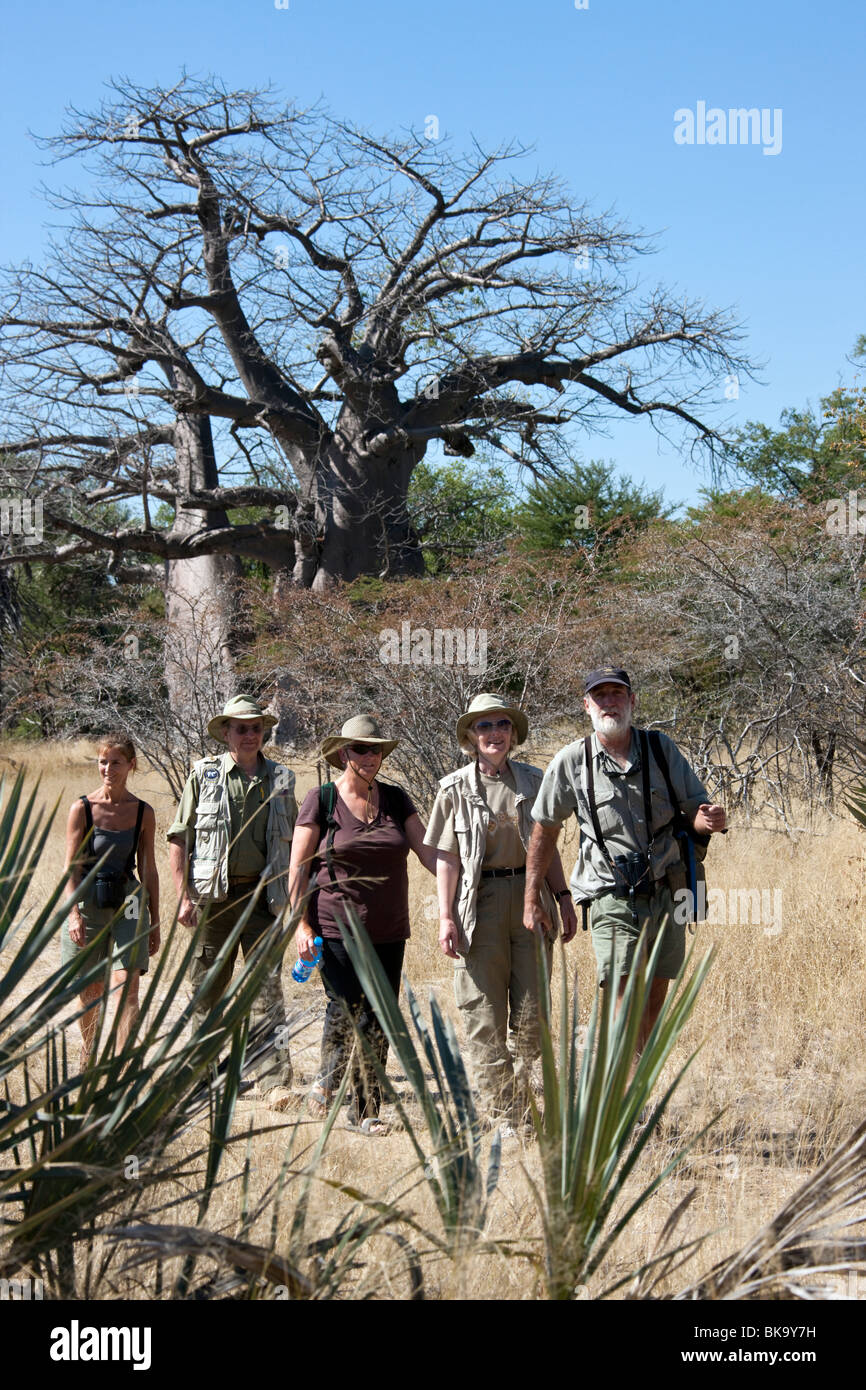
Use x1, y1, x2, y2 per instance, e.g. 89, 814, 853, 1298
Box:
97, 731, 136, 763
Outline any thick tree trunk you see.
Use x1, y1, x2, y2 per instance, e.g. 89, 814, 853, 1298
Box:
310, 431, 425, 591
165, 415, 240, 726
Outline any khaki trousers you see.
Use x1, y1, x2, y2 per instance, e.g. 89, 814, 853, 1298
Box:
188, 885, 292, 1092
454, 875, 551, 1126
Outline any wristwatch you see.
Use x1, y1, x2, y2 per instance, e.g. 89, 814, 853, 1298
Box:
555, 889, 571, 901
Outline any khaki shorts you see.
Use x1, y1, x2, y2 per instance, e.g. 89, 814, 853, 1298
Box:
590, 884, 684, 987
61, 878, 150, 977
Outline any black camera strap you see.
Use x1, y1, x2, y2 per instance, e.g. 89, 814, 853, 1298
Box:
583, 734, 654, 861
583, 736, 614, 872
636, 730, 655, 851
584, 733, 655, 924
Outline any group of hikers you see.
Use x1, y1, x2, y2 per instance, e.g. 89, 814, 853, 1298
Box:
64, 670, 726, 1138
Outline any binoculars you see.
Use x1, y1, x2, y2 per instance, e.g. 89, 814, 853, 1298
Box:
612, 850, 652, 899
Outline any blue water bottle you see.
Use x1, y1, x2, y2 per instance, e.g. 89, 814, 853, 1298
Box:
291, 936, 323, 983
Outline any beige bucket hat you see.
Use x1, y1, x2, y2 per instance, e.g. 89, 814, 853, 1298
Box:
320, 714, 399, 770
207, 695, 278, 742
456, 692, 528, 752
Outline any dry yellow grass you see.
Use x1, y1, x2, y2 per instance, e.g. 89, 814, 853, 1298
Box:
3, 736, 865, 1300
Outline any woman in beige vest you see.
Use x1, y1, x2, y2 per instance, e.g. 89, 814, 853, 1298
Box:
424, 694, 575, 1138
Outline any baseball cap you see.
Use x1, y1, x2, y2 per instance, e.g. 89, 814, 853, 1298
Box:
584, 667, 631, 694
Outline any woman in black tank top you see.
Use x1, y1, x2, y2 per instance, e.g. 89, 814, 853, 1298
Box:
62, 732, 161, 1069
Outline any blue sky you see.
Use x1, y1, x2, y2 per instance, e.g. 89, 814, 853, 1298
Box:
1, 0, 863, 509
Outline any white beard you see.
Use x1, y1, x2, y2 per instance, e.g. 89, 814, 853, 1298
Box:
589, 708, 632, 738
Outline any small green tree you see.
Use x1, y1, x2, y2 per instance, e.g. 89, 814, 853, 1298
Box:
408, 460, 515, 574
732, 376, 866, 503
513, 459, 669, 556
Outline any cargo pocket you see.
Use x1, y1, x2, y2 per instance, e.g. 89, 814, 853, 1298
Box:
191, 811, 221, 895
194, 810, 220, 851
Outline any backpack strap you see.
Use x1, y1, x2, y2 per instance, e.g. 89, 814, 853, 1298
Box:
122, 799, 145, 879
648, 730, 679, 826
319, 781, 339, 887
648, 730, 710, 853
636, 730, 655, 852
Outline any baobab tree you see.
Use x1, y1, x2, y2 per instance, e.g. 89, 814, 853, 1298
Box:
0, 76, 751, 711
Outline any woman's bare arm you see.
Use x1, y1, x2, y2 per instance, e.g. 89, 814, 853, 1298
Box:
64, 799, 88, 946
404, 813, 438, 874
288, 823, 322, 960
436, 850, 461, 959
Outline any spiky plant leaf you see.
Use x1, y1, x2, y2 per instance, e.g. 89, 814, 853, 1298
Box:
844, 783, 866, 827
526, 927, 716, 1299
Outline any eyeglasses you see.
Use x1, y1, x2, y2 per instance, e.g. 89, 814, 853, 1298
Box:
347, 743, 382, 755
473, 719, 512, 733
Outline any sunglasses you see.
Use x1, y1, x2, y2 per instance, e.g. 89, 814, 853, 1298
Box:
473, 719, 512, 733
347, 743, 382, 755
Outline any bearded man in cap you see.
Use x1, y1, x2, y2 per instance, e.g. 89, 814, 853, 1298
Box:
524, 669, 725, 1055
168, 696, 298, 1108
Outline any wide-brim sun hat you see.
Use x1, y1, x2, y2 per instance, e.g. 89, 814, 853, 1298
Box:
208, 695, 278, 742
320, 714, 399, 770
456, 693, 529, 753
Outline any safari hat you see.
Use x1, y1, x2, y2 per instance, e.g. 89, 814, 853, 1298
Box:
320, 714, 399, 770
456, 693, 528, 753
208, 695, 278, 742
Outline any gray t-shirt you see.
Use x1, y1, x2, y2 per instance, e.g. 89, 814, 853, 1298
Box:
531, 728, 707, 899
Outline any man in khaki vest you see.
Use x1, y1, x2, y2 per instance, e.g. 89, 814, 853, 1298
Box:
168, 696, 298, 1109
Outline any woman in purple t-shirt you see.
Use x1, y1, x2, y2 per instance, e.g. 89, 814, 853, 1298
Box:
289, 715, 437, 1134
